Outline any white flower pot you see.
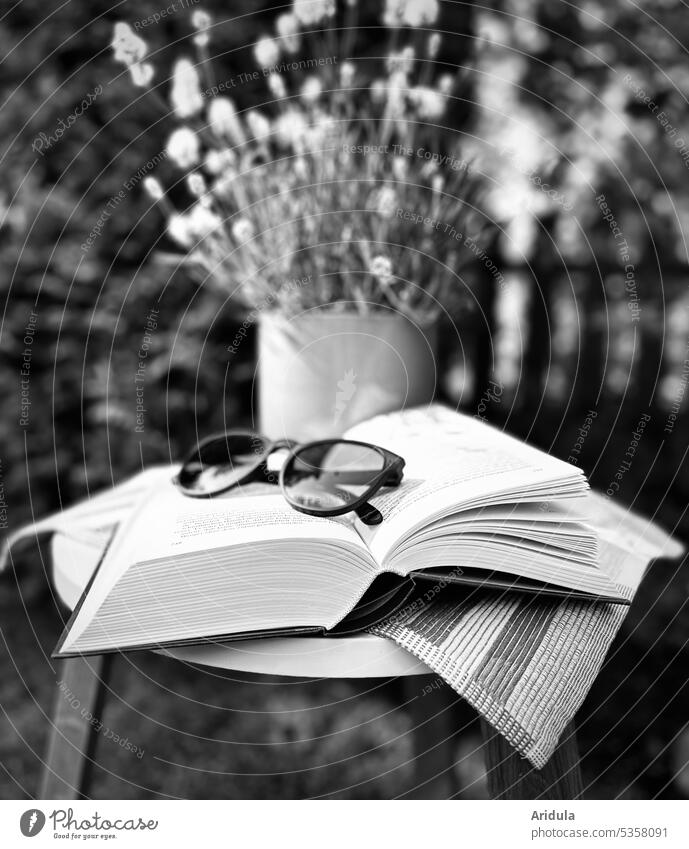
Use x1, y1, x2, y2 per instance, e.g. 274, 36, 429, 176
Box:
257, 311, 438, 441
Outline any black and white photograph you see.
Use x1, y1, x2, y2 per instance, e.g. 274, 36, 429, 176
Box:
0, 0, 688, 837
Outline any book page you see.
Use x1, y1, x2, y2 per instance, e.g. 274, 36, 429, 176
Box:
0, 466, 174, 572
60, 479, 372, 653
587, 492, 684, 591
345, 405, 587, 563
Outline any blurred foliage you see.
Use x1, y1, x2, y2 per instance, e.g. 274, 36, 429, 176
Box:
0, 0, 280, 520
0, 0, 477, 519
0, 0, 687, 799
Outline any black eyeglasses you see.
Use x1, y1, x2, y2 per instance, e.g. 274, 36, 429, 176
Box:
172, 431, 405, 526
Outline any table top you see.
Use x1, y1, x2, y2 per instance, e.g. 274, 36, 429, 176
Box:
51, 533, 431, 678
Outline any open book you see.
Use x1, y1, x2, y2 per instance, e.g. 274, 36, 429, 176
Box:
54, 405, 631, 657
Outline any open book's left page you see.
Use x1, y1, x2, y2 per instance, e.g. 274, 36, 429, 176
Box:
56, 481, 376, 656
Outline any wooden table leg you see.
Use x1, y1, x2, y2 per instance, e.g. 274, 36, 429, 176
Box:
481, 719, 583, 799
404, 677, 459, 798
39, 655, 113, 799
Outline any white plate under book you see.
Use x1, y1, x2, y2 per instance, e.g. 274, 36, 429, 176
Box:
51, 533, 430, 678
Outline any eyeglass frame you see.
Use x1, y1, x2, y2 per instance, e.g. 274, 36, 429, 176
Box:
171, 430, 406, 525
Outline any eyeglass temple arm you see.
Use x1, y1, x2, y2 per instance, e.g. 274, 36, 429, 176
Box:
354, 502, 384, 525
382, 462, 404, 486
355, 460, 403, 524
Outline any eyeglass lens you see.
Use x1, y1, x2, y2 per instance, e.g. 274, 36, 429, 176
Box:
282, 442, 386, 513
178, 433, 270, 495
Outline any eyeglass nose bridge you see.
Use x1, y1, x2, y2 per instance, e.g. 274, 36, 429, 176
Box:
268, 438, 299, 452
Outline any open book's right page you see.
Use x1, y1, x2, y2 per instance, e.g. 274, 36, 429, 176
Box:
587, 490, 684, 593
345, 405, 621, 598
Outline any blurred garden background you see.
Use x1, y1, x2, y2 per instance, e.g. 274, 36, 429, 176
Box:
1, 0, 688, 799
